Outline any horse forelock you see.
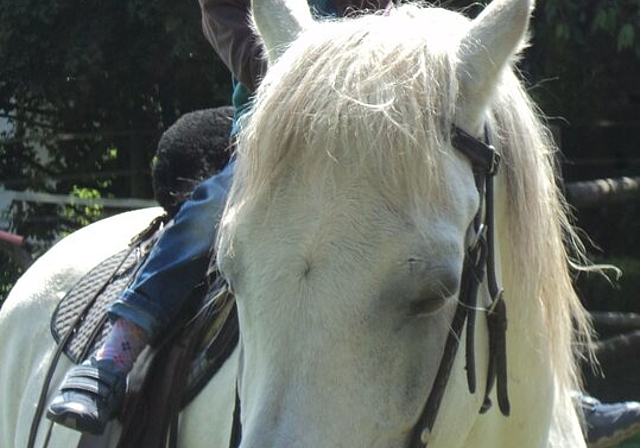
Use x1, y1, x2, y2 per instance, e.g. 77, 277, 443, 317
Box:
224, 0, 593, 405
231, 5, 475, 214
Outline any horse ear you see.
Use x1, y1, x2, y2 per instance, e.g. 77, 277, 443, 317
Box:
455, 0, 533, 132
252, 0, 314, 63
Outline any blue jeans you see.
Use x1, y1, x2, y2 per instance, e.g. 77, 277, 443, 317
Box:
109, 162, 234, 343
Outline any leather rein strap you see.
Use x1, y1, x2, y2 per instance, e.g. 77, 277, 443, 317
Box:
407, 126, 509, 447
228, 126, 509, 448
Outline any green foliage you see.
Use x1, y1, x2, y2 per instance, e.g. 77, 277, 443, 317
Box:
613, 432, 640, 448
529, 1, 640, 283
528, 0, 640, 121
0, 253, 24, 307
0, 0, 234, 296
61, 187, 105, 232
0, 0, 233, 200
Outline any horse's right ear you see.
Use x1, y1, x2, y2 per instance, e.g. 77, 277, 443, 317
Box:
252, 0, 314, 63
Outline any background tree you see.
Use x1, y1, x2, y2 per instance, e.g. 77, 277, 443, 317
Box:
526, 0, 640, 308
0, 0, 233, 303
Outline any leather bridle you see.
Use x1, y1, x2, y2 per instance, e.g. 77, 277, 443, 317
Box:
407, 126, 509, 447
228, 125, 509, 448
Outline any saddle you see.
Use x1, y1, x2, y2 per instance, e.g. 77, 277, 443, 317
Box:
40, 107, 239, 448
49, 217, 239, 447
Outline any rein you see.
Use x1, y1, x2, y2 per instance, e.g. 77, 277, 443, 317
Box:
227, 126, 509, 448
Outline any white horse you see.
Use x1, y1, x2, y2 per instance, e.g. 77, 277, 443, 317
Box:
0, 0, 594, 446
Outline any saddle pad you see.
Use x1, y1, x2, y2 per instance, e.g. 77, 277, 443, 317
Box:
51, 246, 145, 364
49, 222, 239, 443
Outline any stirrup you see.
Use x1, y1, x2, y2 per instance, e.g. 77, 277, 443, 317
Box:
46, 358, 126, 435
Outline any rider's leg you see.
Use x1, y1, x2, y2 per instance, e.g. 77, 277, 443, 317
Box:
46, 162, 234, 435
93, 318, 148, 373
109, 160, 233, 343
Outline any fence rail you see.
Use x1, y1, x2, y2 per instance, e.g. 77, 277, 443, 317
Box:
1, 189, 157, 209
565, 176, 640, 208
3, 176, 639, 211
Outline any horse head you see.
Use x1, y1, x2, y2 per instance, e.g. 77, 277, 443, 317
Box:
216, 0, 587, 447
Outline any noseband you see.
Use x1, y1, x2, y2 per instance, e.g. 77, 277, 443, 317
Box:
228, 126, 509, 448
407, 126, 509, 447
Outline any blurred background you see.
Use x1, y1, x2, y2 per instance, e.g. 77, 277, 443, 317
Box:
0, 0, 639, 444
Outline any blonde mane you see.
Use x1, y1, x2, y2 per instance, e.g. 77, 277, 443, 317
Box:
224, 2, 592, 398
487, 72, 594, 395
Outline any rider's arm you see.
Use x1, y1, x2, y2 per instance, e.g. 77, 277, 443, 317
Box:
199, 0, 268, 92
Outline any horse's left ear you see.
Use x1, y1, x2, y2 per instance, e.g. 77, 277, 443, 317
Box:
455, 0, 533, 132
252, 0, 315, 63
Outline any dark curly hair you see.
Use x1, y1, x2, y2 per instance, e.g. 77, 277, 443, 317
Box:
151, 107, 233, 216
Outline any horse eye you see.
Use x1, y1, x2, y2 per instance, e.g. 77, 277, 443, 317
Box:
404, 263, 460, 316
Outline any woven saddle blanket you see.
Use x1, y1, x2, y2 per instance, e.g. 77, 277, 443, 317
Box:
49, 216, 239, 410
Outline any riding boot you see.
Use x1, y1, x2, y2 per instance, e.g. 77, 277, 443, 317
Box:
46, 318, 148, 434
46, 357, 127, 435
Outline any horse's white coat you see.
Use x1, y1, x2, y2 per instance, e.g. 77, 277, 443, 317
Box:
0, 208, 160, 447
0, 208, 238, 448
0, 0, 590, 446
